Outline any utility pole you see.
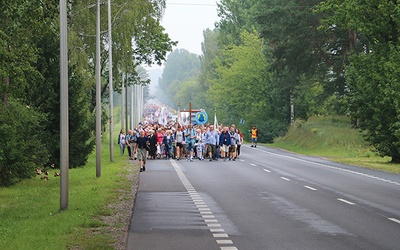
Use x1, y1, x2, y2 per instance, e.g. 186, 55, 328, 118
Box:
108, 0, 114, 162
60, 0, 69, 210
130, 84, 134, 129
125, 73, 129, 130
121, 72, 125, 131
95, 0, 102, 177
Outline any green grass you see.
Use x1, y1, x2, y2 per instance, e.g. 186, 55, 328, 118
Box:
0, 133, 138, 249
270, 116, 400, 174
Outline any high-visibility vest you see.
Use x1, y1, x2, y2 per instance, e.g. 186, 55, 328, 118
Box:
251, 129, 258, 138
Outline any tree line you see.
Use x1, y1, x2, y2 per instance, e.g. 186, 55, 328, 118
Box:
157, 0, 400, 163
0, 0, 176, 186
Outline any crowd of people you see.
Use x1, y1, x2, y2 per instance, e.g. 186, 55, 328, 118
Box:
117, 122, 256, 172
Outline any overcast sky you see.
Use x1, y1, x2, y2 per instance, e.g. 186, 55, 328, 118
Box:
162, 0, 220, 56
147, 1, 220, 93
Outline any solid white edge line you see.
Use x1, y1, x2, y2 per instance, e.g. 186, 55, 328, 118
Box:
388, 218, 400, 224
253, 148, 400, 186
337, 198, 356, 205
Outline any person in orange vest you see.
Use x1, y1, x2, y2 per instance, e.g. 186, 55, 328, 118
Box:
250, 125, 258, 148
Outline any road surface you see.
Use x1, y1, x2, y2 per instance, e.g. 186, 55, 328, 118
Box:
127, 145, 400, 250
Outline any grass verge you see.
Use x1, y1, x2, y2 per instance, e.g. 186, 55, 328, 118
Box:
270, 116, 400, 174
0, 140, 138, 249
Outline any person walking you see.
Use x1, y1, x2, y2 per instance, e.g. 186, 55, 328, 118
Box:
184, 124, 196, 162
147, 130, 157, 160
163, 130, 174, 159
195, 127, 205, 160
118, 129, 126, 156
229, 126, 239, 160
156, 128, 164, 159
136, 130, 149, 172
175, 126, 184, 160
205, 125, 219, 161
219, 126, 231, 161
236, 129, 243, 158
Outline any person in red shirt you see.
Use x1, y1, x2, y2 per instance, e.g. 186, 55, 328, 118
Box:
156, 128, 164, 159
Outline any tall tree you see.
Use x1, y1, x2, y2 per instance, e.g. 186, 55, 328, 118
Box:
317, 0, 400, 162
156, 49, 201, 108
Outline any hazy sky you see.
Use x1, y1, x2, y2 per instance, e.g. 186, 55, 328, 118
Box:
147, 1, 220, 93
162, 0, 220, 55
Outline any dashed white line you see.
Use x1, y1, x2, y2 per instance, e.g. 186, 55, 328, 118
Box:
199, 208, 211, 211
388, 218, 400, 224
171, 159, 239, 249
337, 198, 356, 205
250, 163, 257, 167
202, 215, 215, 219
281, 177, 290, 181
208, 223, 222, 227
213, 233, 229, 238
217, 239, 233, 244
263, 169, 271, 173
304, 185, 317, 191
205, 219, 218, 223
254, 148, 400, 186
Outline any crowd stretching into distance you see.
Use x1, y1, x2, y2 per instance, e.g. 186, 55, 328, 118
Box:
117, 121, 254, 172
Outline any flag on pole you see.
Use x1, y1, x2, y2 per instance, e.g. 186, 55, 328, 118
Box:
177, 107, 181, 126
214, 111, 218, 128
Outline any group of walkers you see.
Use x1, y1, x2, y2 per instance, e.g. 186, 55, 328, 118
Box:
117, 122, 257, 172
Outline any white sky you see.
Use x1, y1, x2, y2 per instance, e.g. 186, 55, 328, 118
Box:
146, 0, 220, 93
162, 0, 220, 55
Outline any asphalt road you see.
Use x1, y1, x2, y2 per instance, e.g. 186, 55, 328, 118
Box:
127, 145, 400, 250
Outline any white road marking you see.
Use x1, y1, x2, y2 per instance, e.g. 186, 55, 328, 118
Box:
388, 218, 400, 224
337, 198, 356, 205
304, 185, 317, 191
217, 240, 233, 244
263, 169, 271, 173
255, 148, 400, 186
205, 219, 218, 223
281, 177, 290, 181
213, 233, 229, 238
198, 208, 211, 211
170, 159, 239, 250
250, 163, 257, 167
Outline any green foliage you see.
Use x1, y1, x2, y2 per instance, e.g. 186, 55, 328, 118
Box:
316, 0, 400, 162
346, 48, 400, 162
156, 49, 201, 108
0, 101, 49, 186
0, 140, 138, 249
274, 116, 373, 157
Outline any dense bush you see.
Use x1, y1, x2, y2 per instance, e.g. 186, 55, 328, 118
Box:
0, 100, 49, 186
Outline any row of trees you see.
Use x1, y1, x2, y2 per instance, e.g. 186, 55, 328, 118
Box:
157, 0, 400, 163
0, 0, 176, 186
